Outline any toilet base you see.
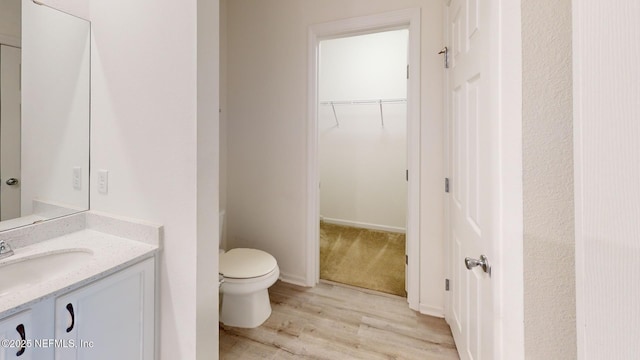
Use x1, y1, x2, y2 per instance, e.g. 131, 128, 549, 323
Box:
220, 288, 272, 328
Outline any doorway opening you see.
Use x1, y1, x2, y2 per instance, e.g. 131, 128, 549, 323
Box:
0, 44, 22, 221
317, 30, 409, 297
307, 9, 421, 310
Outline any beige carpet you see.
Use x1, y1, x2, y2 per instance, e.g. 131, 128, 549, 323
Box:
320, 222, 406, 297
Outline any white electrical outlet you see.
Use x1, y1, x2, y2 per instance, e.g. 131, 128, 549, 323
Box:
98, 170, 108, 194
73, 167, 82, 190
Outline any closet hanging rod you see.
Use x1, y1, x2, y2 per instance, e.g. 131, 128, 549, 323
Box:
319, 98, 407, 106
320, 98, 406, 128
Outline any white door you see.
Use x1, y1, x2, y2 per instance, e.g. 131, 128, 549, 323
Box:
0, 45, 21, 221
445, 1, 494, 359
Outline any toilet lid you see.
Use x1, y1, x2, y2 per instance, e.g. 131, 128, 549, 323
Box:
220, 248, 277, 279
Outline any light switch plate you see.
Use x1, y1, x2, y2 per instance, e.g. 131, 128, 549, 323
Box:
98, 170, 108, 194
73, 167, 82, 190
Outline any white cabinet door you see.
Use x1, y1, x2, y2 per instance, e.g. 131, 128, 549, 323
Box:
54, 258, 155, 360
0, 311, 32, 360
0, 304, 53, 360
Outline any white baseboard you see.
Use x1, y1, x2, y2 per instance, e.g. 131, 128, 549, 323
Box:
419, 303, 444, 318
321, 217, 406, 234
279, 272, 308, 287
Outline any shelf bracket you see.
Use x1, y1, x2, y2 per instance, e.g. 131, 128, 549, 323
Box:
330, 102, 340, 128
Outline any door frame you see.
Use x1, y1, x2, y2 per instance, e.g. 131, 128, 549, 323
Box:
442, 0, 524, 358
306, 8, 422, 310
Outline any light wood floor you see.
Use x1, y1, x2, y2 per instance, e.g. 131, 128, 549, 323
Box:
220, 281, 459, 359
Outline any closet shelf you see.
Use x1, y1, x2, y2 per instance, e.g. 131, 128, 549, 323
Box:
319, 98, 407, 106
319, 98, 407, 128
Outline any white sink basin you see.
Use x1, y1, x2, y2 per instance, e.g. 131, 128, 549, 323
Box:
0, 250, 94, 297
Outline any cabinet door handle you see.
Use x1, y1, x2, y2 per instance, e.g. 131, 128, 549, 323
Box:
66, 303, 75, 333
15, 324, 25, 356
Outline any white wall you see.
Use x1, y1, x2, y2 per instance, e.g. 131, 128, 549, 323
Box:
573, 1, 640, 358
0, 0, 20, 46
225, 0, 444, 312
319, 31, 407, 101
219, 0, 228, 249
521, 0, 576, 358
196, 0, 220, 358
22, 0, 219, 358
21, 0, 90, 216
38, 0, 89, 20
88, 0, 219, 358
319, 30, 407, 230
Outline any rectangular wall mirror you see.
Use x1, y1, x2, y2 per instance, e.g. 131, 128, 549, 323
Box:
0, 0, 90, 231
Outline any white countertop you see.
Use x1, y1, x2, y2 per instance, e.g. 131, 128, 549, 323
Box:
0, 215, 46, 232
0, 228, 158, 318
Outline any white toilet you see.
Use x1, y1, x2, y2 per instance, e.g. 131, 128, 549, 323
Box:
218, 213, 279, 328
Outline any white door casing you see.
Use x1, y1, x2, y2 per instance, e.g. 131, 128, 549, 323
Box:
307, 9, 422, 310
574, 1, 640, 358
0, 45, 21, 221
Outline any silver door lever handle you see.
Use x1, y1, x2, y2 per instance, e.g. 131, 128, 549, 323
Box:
465, 255, 491, 276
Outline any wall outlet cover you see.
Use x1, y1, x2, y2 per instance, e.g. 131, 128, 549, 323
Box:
98, 170, 108, 194
73, 167, 82, 190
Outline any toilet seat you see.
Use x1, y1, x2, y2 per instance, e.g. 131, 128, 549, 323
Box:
220, 248, 277, 279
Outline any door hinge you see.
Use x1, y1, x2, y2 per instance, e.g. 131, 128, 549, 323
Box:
438, 47, 449, 68
445, 178, 450, 193
406, 170, 409, 182
405, 255, 408, 265
445, 278, 450, 291
406, 64, 409, 79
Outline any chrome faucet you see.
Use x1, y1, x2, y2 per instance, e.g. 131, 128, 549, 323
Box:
0, 240, 14, 259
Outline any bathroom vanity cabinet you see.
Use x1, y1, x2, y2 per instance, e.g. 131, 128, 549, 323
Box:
0, 257, 155, 360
